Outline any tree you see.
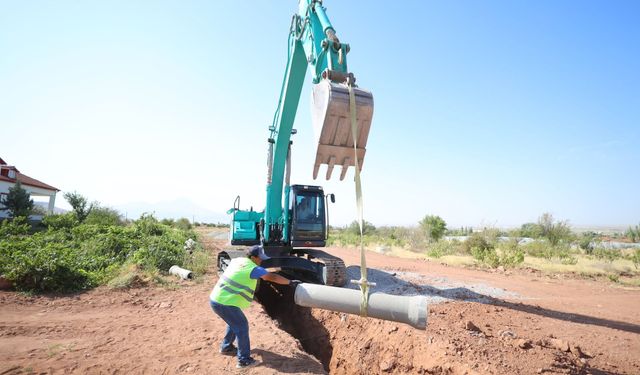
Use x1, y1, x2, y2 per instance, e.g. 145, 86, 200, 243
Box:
63, 191, 95, 222
419, 215, 447, 242
0, 182, 34, 218
518, 222, 541, 238
85, 207, 123, 226
175, 218, 192, 231
578, 231, 598, 253
537, 213, 572, 246
626, 225, 640, 243
347, 220, 376, 235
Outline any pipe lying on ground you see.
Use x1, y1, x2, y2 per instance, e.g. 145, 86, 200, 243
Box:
294, 283, 428, 329
169, 266, 193, 280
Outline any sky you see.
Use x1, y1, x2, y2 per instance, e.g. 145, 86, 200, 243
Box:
1, 1, 638, 228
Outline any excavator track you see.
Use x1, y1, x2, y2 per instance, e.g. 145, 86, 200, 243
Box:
304, 249, 347, 287
218, 248, 347, 287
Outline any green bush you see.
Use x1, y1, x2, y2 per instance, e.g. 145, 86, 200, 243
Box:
132, 234, 185, 271
625, 224, 639, 243
85, 207, 124, 226
425, 240, 451, 258
521, 240, 577, 263
2, 237, 96, 292
43, 213, 79, 230
521, 240, 554, 259
161, 218, 175, 226
593, 247, 621, 263
0, 210, 205, 292
0, 216, 31, 237
175, 218, 192, 231
463, 233, 494, 255
631, 249, 640, 270
134, 214, 165, 236
497, 239, 525, 268
537, 213, 573, 246
517, 222, 541, 238
555, 246, 578, 265
346, 220, 376, 236
184, 248, 210, 276
578, 231, 597, 253
472, 246, 499, 268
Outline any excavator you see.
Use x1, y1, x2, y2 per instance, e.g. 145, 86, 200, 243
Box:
217, 0, 374, 287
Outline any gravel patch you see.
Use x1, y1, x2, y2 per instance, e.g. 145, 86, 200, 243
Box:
345, 266, 522, 304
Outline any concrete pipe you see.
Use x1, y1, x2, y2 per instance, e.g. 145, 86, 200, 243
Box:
169, 265, 193, 280
294, 283, 428, 330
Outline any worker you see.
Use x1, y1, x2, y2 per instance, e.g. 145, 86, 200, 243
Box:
297, 196, 315, 220
209, 245, 299, 369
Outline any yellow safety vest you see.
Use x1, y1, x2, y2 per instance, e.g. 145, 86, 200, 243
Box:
210, 258, 258, 309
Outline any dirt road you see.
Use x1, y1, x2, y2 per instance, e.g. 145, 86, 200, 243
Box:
1, 235, 639, 374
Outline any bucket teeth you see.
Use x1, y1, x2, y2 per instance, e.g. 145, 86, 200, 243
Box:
311, 80, 374, 180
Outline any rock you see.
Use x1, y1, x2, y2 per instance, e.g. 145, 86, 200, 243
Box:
465, 321, 482, 333
548, 338, 570, 352
515, 339, 533, 349
570, 344, 592, 358
500, 330, 517, 339
388, 326, 398, 334
379, 358, 395, 372
159, 302, 172, 309
361, 338, 372, 351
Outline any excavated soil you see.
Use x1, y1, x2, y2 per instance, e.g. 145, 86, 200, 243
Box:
1, 233, 639, 374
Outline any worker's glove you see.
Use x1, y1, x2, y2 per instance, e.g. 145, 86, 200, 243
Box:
289, 280, 302, 289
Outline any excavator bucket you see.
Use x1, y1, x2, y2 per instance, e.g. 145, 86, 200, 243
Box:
311, 80, 374, 180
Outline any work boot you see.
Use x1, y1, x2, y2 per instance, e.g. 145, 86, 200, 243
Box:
236, 357, 259, 369
219, 344, 237, 356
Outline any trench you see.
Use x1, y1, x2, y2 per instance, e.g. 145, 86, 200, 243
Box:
254, 281, 333, 372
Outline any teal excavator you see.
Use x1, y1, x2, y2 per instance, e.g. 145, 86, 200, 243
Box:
217, 0, 374, 286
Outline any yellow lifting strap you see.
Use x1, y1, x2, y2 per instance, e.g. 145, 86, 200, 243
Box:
348, 83, 371, 317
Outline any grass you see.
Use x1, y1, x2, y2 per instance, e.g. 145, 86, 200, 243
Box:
437, 255, 477, 267
46, 342, 76, 358
328, 228, 640, 286
619, 277, 640, 287
107, 264, 152, 289
106, 263, 187, 290
523, 255, 635, 276
358, 238, 640, 286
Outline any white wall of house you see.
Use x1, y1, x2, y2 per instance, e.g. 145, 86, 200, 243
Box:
0, 181, 57, 219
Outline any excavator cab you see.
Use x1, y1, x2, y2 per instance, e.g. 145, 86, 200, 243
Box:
311, 79, 374, 181
289, 184, 329, 247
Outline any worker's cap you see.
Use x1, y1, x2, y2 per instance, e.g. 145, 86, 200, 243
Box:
246, 245, 270, 260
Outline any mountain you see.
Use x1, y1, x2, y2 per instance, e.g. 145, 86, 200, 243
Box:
114, 198, 228, 224
34, 201, 67, 215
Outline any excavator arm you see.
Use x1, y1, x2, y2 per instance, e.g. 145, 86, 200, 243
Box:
262, 0, 374, 245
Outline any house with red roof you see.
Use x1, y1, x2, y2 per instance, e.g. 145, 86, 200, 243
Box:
0, 157, 60, 219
